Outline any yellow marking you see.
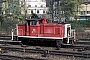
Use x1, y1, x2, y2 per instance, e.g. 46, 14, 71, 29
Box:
36, 46, 41, 49
74, 38, 78, 40
0, 48, 2, 51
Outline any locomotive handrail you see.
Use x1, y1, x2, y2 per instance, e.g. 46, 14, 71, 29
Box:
26, 18, 42, 21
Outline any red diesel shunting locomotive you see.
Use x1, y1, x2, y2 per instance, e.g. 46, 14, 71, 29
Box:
16, 16, 75, 48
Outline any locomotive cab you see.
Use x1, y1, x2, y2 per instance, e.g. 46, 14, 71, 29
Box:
26, 17, 47, 25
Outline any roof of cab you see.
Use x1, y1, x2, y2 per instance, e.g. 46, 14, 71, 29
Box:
26, 18, 42, 21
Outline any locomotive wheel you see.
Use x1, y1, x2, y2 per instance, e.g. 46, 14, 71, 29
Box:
56, 40, 62, 49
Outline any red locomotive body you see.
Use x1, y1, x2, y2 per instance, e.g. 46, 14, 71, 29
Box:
17, 17, 74, 47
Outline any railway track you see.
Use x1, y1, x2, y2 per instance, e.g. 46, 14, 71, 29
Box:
72, 40, 90, 50
0, 36, 90, 59
0, 54, 47, 60
0, 44, 90, 58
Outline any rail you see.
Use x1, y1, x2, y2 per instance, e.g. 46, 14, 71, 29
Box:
0, 45, 90, 58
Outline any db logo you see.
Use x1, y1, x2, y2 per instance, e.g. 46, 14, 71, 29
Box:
32, 29, 36, 33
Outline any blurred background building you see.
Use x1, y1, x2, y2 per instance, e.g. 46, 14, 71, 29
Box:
19, 0, 48, 16
0, 0, 90, 20
78, 0, 90, 20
